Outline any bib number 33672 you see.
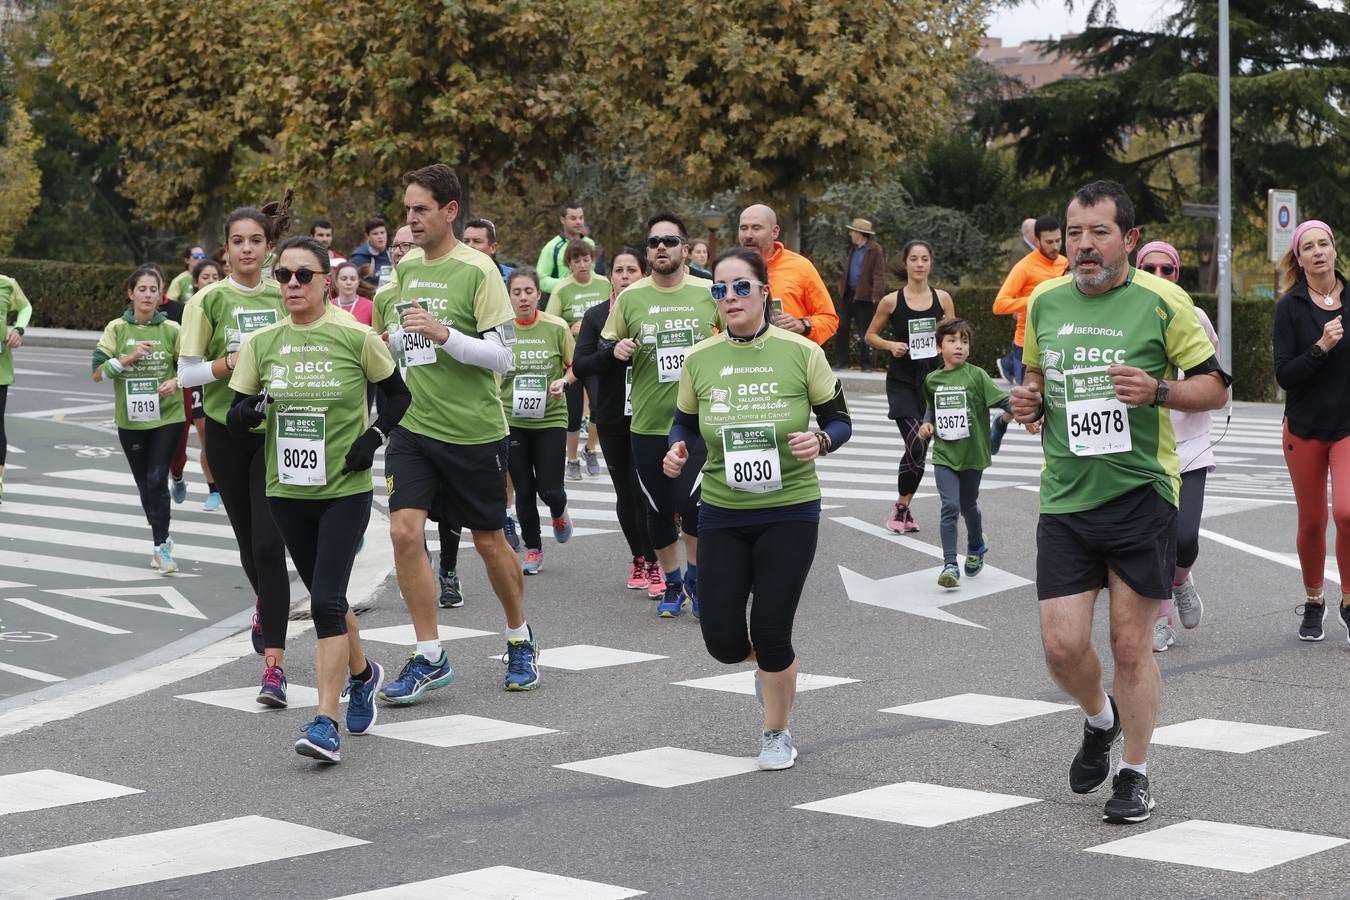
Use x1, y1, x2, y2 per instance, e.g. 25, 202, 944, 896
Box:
1064, 366, 1131, 457
276, 412, 327, 485
723, 423, 782, 493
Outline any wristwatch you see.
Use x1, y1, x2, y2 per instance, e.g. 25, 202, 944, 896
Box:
12, 326, 23, 336
1151, 379, 1170, 408
800, 318, 812, 336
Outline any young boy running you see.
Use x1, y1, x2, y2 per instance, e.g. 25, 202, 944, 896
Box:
918, 318, 1032, 587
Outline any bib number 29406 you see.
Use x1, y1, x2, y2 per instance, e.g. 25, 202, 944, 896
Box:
1064, 367, 1131, 456
723, 423, 782, 493
276, 412, 327, 486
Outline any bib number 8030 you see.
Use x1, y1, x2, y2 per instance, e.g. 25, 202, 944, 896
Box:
1069, 408, 1125, 438
731, 458, 774, 484
282, 447, 319, 470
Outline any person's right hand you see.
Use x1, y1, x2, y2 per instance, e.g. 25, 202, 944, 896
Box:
917, 422, 934, 440
129, 340, 154, 362
889, 341, 909, 358
1010, 384, 1043, 424
613, 338, 639, 362
663, 441, 688, 478
1319, 315, 1344, 352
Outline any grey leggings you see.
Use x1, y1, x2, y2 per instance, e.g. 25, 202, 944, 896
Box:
934, 464, 985, 566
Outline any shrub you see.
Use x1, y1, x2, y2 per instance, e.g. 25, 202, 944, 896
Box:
0, 257, 132, 329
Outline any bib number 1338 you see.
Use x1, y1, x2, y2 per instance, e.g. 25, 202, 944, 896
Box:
1064, 366, 1131, 456
723, 423, 782, 493
655, 329, 693, 383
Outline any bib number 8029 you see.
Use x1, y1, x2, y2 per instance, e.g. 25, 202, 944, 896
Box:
731, 458, 775, 484
1069, 408, 1125, 439
282, 447, 319, 470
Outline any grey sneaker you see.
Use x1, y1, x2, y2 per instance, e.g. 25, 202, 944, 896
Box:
565, 459, 582, 481
1173, 575, 1203, 629
757, 729, 798, 771
583, 448, 600, 476
1151, 618, 1175, 653
438, 571, 464, 609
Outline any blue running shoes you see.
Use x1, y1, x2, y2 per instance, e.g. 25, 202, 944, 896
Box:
378, 651, 454, 705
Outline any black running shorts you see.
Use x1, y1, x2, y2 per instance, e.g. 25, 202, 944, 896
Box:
1035, 484, 1177, 602
385, 427, 508, 532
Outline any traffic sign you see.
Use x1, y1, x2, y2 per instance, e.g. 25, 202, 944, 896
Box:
1269, 189, 1297, 263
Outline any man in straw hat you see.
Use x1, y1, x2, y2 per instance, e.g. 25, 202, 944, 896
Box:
834, 217, 887, 371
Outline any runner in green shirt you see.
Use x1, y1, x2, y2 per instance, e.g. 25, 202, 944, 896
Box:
0, 272, 32, 502
665, 247, 851, 771
544, 240, 609, 478
1009, 180, 1229, 826
167, 246, 207, 305
91, 265, 185, 574
176, 204, 294, 706
502, 267, 576, 574
378, 163, 541, 702
602, 212, 720, 617
228, 235, 411, 764
917, 318, 1030, 588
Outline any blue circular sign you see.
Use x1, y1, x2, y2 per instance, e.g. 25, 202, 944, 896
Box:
1279, 206, 1292, 228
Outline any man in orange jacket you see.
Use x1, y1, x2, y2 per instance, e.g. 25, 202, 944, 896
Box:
738, 204, 839, 347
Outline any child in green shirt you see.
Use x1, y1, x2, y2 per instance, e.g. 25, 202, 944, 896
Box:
918, 318, 1032, 588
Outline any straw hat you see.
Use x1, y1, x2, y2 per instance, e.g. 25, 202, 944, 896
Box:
845, 217, 875, 236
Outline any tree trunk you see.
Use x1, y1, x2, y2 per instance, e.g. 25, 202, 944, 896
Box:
779, 189, 803, 251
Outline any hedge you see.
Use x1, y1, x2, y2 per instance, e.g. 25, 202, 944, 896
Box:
0, 257, 133, 330
836, 285, 1277, 402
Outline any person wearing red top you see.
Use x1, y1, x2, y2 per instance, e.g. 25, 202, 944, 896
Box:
738, 204, 839, 347
331, 261, 373, 327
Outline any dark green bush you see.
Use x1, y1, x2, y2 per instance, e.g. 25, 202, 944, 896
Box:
0, 257, 132, 330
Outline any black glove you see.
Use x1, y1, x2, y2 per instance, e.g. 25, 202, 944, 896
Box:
226, 391, 271, 436
340, 427, 383, 474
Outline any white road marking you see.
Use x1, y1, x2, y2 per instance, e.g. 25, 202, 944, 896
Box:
0, 550, 182, 583
0, 662, 65, 683
45, 586, 206, 620
0, 770, 142, 817
5, 597, 131, 634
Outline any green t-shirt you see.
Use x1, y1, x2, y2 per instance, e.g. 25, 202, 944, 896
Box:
94, 313, 185, 430
371, 243, 514, 446
923, 363, 1007, 471
178, 278, 285, 424
501, 313, 574, 429
601, 275, 719, 436
167, 270, 195, 304
544, 275, 611, 327
1024, 269, 1220, 513
0, 275, 32, 386
229, 305, 395, 500
677, 327, 841, 510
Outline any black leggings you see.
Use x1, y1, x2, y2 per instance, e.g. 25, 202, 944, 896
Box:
508, 426, 567, 550
268, 492, 370, 639
205, 417, 290, 648
633, 432, 703, 548
895, 416, 930, 496
598, 421, 654, 560
117, 423, 179, 545
1176, 468, 1207, 569
698, 519, 818, 673
565, 378, 585, 433
0, 384, 7, 467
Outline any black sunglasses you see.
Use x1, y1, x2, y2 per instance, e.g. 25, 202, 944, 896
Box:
710, 279, 765, 301
1141, 263, 1176, 276
274, 267, 322, 285
646, 235, 684, 249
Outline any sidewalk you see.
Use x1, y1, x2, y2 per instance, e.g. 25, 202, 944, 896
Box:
20, 326, 104, 349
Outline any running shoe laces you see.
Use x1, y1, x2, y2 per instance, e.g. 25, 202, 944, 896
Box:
263, 666, 285, 689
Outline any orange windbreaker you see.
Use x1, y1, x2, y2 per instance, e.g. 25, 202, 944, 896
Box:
993, 249, 1069, 346
765, 242, 839, 346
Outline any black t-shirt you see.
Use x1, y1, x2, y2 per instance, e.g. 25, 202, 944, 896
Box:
572, 299, 629, 427
1275, 275, 1350, 440
158, 299, 186, 324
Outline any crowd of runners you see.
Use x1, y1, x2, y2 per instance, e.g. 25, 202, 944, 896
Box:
5, 168, 1348, 829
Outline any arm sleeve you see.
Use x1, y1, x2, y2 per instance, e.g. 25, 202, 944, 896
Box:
1274, 297, 1325, 391
537, 239, 564, 295
178, 357, 217, 388
11, 282, 32, 328
600, 297, 629, 341
802, 268, 839, 345
372, 368, 411, 435
669, 407, 702, 449
992, 260, 1029, 315
92, 321, 119, 372
440, 328, 514, 372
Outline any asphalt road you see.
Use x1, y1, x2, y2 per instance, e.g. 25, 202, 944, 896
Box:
2, 341, 1345, 899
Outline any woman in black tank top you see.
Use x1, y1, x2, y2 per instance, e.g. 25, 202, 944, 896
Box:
864, 239, 955, 533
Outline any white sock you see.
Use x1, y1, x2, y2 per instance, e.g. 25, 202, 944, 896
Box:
1119, 760, 1147, 777
504, 622, 531, 642
1085, 695, 1114, 731
415, 640, 442, 659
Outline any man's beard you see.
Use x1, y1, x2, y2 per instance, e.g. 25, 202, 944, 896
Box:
1072, 254, 1120, 292
652, 256, 682, 276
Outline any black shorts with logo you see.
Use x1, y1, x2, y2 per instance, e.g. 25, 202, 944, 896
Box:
385, 427, 508, 532
1035, 484, 1177, 602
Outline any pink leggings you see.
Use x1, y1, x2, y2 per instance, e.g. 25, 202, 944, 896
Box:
1283, 420, 1350, 591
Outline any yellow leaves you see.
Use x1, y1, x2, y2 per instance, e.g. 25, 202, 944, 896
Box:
0, 102, 42, 255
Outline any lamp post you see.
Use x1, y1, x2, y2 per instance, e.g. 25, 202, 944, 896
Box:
700, 205, 726, 259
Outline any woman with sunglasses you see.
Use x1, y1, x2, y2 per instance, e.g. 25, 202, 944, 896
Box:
865, 239, 954, 534
573, 246, 663, 594
228, 235, 410, 763
665, 247, 851, 770
178, 204, 293, 707
1275, 220, 1350, 642
92, 264, 184, 574
1135, 241, 1222, 652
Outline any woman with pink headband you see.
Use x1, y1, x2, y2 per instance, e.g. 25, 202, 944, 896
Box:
1136, 241, 1222, 652
1274, 219, 1350, 642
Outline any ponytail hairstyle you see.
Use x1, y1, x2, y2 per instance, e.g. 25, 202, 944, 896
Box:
223, 188, 295, 246
895, 239, 934, 284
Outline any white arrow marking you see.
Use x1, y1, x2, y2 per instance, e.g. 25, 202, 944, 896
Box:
5, 598, 131, 634
45, 586, 207, 620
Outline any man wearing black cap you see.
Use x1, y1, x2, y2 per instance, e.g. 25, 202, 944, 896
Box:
834, 217, 887, 371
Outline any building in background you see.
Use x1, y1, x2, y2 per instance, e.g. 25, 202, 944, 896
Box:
977, 37, 1089, 88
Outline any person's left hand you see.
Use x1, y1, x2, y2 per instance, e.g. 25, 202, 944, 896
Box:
773, 313, 804, 333
5, 331, 21, 349
400, 301, 450, 344
549, 379, 567, 399
158, 379, 179, 397
787, 431, 820, 461
1107, 364, 1158, 406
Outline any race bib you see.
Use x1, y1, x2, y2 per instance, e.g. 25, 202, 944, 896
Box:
234, 309, 278, 347
655, 329, 693, 384
276, 412, 327, 486
908, 317, 937, 359
723, 423, 782, 493
512, 374, 548, 420
623, 367, 633, 417
126, 378, 161, 423
394, 303, 437, 367
377, 265, 393, 288
1065, 366, 1132, 457
934, 387, 970, 440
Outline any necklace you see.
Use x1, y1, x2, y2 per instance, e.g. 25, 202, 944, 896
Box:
1311, 281, 1340, 307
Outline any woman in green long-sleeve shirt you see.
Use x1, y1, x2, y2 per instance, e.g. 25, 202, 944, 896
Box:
0, 273, 33, 502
